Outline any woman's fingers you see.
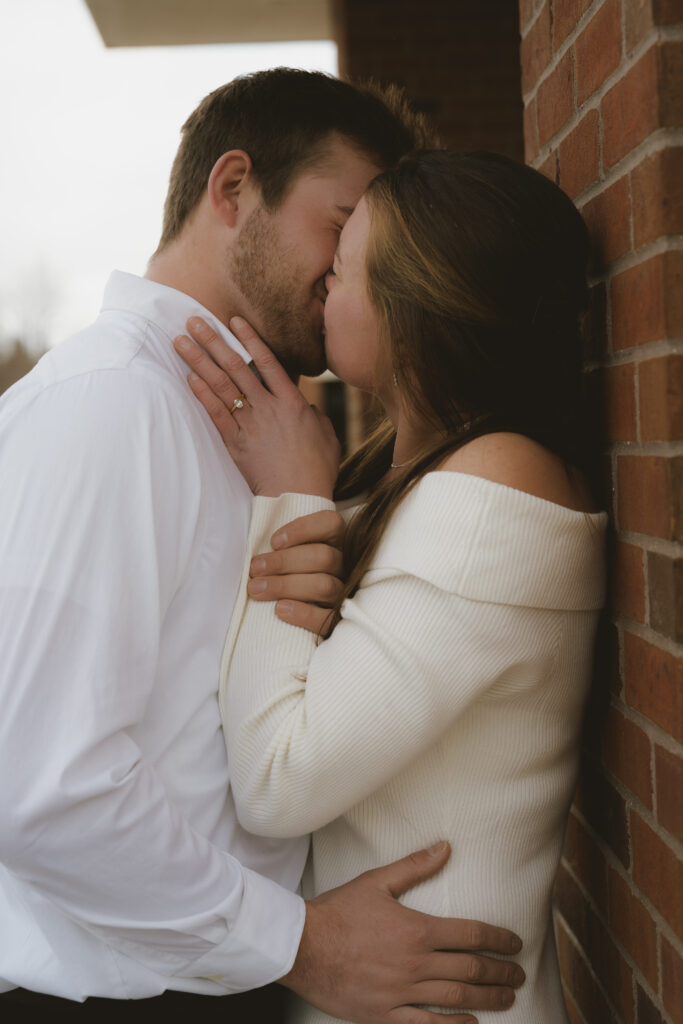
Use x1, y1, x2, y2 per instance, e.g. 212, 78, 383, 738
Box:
175, 333, 246, 409
228, 316, 300, 396
181, 317, 266, 403
187, 372, 239, 448
271, 510, 346, 552
275, 600, 335, 637
250, 542, 344, 581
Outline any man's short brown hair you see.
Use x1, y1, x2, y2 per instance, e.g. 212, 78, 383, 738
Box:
156, 68, 433, 252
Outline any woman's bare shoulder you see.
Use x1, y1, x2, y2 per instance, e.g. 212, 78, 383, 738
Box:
439, 432, 597, 513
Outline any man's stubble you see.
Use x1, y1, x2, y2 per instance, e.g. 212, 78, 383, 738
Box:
230, 206, 326, 378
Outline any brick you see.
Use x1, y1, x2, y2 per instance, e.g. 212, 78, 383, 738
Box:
639, 354, 683, 443
557, 108, 599, 199
602, 43, 683, 170
603, 362, 637, 442
655, 744, 683, 844
637, 985, 665, 1024
661, 934, 683, 1024
523, 96, 539, 163
631, 147, 683, 248
659, 38, 683, 127
648, 551, 683, 644
576, 759, 630, 866
519, 0, 538, 35
537, 49, 575, 145
617, 455, 683, 541
555, 865, 633, 1021
581, 175, 632, 270
624, 630, 683, 741
553, 0, 592, 50
562, 811, 609, 911
632, 810, 683, 937
611, 251, 683, 350
602, 47, 658, 169
608, 867, 658, 988
625, 0, 683, 53
603, 703, 652, 804
521, 1, 552, 95
575, 0, 622, 105
556, 916, 618, 1024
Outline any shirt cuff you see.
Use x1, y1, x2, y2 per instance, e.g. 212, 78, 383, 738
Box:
190, 865, 306, 992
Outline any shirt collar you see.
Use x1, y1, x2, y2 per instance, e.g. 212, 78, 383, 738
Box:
100, 270, 251, 365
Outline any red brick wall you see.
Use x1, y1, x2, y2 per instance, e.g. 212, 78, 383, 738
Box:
520, 2, 683, 1022
334, 0, 524, 158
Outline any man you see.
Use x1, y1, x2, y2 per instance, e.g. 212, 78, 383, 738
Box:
0, 70, 523, 1021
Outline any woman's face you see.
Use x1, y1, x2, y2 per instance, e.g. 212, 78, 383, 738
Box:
323, 197, 382, 393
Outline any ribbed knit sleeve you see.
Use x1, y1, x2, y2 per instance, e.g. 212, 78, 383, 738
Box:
220, 474, 607, 839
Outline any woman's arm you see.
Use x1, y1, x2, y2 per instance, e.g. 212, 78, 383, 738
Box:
223, 492, 530, 838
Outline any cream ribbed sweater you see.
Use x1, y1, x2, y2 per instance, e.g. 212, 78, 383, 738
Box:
219, 472, 607, 1024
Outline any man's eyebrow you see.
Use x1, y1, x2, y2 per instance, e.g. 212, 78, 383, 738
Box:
335, 205, 354, 218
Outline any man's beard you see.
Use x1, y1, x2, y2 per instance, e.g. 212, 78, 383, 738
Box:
231, 206, 326, 377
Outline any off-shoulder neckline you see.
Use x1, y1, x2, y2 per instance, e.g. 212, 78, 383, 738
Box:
418, 469, 607, 520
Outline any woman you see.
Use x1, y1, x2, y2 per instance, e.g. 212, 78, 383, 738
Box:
176, 151, 607, 1024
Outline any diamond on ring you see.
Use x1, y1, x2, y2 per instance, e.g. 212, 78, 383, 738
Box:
230, 395, 246, 413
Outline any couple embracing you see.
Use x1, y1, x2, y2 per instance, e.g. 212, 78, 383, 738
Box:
0, 68, 606, 1024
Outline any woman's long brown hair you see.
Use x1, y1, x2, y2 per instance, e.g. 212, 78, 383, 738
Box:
327, 151, 591, 634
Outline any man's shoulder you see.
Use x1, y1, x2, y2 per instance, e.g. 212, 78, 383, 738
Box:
31, 312, 149, 389
2, 312, 186, 422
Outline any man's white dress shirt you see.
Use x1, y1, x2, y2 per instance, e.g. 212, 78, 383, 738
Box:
0, 271, 307, 1000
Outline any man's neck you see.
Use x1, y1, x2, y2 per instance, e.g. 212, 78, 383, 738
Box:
145, 239, 237, 330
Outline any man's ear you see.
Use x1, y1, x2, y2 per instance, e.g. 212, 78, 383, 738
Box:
207, 150, 255, 228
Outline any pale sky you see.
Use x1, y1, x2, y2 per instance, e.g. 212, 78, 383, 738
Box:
0, 0, 337, 351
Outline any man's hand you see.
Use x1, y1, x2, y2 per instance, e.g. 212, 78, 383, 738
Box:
247, 509, 346, 636
279, 843, 524, 1024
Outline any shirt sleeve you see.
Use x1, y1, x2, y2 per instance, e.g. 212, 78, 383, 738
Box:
0, 371, 304, 992
223, 492, 534, 838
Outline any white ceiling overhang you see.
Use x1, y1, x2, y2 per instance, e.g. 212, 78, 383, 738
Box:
84, 0, 333, 46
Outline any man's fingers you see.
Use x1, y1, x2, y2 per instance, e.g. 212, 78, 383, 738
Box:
425, 915, 523, 957
392, 1009, 477, 1024
275, 600, 334, 636
250, 543, 344, 580
369, 843, 452, 900
428, 950, 524, 989
271, 510, 346, 551
248, 571, 343, 606
407, 978, 516, 1012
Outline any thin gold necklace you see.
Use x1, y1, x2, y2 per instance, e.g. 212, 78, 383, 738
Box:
390, 418, 480, 469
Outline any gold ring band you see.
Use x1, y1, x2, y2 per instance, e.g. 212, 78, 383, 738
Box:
230, 395, 246, 413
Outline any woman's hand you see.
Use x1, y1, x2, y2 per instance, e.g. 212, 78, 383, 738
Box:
174, 316, 341, 498
248, 510, 346, 637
